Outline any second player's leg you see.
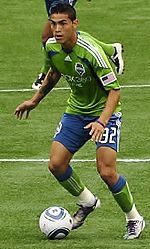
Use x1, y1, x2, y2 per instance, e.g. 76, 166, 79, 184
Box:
42, 21, 53, 45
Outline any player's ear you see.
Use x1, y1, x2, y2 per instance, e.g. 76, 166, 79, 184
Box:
73, 18, 78, 29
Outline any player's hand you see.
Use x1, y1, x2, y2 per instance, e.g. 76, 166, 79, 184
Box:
15, 100, 37, 120
84, 121, 105, 142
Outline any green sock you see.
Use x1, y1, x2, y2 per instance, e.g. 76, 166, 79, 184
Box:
98, 42, 115, 57
57, 169, 84, 196
112, 183, 133, 213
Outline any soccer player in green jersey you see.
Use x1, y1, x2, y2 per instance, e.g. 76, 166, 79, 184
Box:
15, 4, 145, 240
32, 0, 124, 89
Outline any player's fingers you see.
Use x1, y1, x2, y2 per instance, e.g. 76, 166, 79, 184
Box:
84, 123, 92, 129
89, 127, 95, 136
91, 130, 100, 142
26, 110, 30, 119
15, 109, 21, 119
15, 109, 25, 120
19, 110, 25, 120
95, 132, 101, 142
96, 132, 103, 142
99, 134, 103, 142
14, 110, 18, 118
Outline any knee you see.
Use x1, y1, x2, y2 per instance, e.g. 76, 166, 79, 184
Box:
48, 156, 61, 176
99, 168, 115, 183
97, 161, 117, 185
48, 155, 68, 178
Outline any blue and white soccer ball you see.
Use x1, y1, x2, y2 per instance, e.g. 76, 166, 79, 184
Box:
39, 206, 73, 239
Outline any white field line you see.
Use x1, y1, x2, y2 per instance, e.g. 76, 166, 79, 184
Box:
121, 84, 150, 88
1, 84, 149, 164
0, 84, 150, 93
0, 158, 150, 163
0, 87, 69, 93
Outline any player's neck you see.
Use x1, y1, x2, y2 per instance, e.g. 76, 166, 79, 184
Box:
62, 32, 77, 50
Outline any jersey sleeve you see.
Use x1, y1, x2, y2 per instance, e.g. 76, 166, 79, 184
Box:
41, 44, 57, 74
96, 68, 121, 91
40, 47, 52, 74
89, 41, 121, 91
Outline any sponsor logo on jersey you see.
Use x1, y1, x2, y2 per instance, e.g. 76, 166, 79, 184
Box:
75, 63, 85, 76
62, 74, 91, 87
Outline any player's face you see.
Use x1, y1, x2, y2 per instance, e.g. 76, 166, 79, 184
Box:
50, 13, 78, 47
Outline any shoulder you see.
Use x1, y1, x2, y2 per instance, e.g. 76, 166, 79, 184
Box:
46, 37, 57, 45
76, 31, 109, 68
77, 31, 101, 51
77, 31, 103, 55
45, 37, 61, 53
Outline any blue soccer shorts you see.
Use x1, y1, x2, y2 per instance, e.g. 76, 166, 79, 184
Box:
53, 112, 122, 154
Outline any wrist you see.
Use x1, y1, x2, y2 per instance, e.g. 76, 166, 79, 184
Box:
96, 119, 106, 128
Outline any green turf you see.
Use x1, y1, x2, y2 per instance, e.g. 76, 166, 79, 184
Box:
1, 88, 150, 159
0, 0, 150, 248
0, 162, 149, 249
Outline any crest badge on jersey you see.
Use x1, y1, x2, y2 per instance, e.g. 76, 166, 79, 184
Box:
75, 63, 85, 76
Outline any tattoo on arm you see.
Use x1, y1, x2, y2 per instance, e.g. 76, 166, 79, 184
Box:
39, 79, 53, 96
39, 70, 61, 97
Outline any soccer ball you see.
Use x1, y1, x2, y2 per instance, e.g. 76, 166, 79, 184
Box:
39, 206, 73, 239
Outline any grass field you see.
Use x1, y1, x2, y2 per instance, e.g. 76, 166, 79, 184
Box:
0, 0, 150, 248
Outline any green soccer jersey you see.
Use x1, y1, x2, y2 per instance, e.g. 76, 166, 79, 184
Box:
43, 31, 121, 116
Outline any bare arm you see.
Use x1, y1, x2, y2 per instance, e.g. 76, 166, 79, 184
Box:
98, 89, 120, 126
15, 69, 61, 119
85, 89, 120, 142
31, 68, 61, 103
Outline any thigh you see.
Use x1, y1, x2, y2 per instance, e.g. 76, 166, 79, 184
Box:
45, 0, 78, 17
42, 21, 53, 42
53, 113, 89, 153
45, 0, 51, 17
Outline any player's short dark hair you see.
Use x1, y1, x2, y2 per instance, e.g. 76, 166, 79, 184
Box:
50, 3, 76, 22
